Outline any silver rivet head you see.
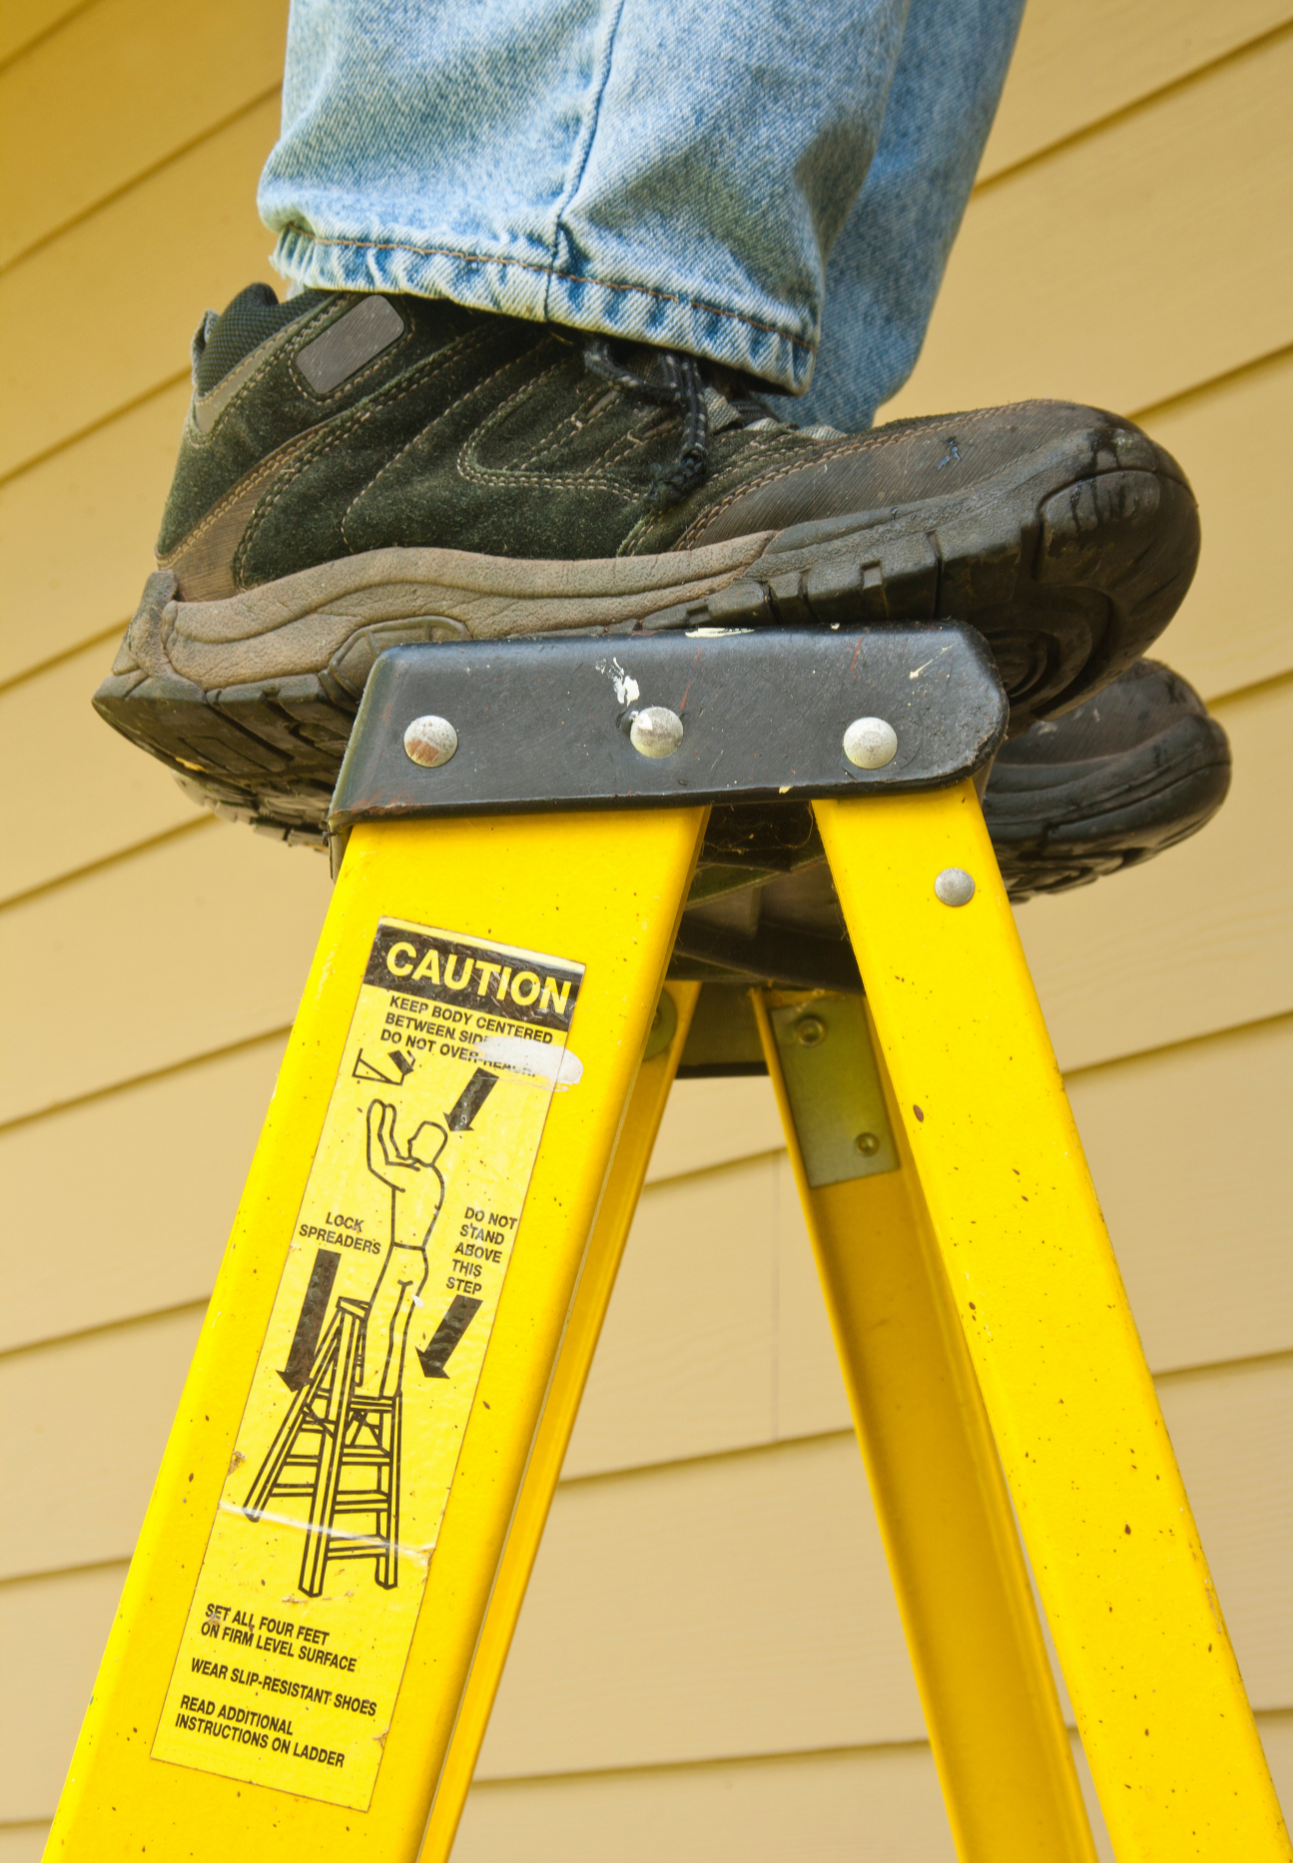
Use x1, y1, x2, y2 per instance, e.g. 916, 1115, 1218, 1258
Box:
842, 716, 898, 769
403, 714, 458, 768
934, 867, 976, 907
855, 1132, 880, 1156
630, 706, 685, 759
644, 989, 678, 1060
795, 1016, 826, 1047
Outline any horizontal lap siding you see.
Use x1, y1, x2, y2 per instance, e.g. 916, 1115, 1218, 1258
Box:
0, 96, 280, 478
11, 1367, 1279, 1783
0, 1311, 205, 1582
0, 382, 189, 685
978, 0, 1293, 179
0, 640, 215, 904
459, 1743, 963, 1863
0, 0, 287, 271
2, 0, 1290, 1851
1140, 350, 1293, 702
7, 1028, 1288, 1546
1065, 1017, 1293, 1372
0, 1566, 130, 1826
1015, 677, 1293, 1070
0, 823, 330, 1125
482, 1362, 1293, 1776
0, 1035, 286, 1351
457, 1722, 1293, 1863
885, 29, 1293, 420
0, 0, 91, 70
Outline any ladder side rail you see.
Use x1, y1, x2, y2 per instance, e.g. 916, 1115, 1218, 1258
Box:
416, 980, 701, 1863
753, 986, 1096, 1863
815, 784, 1290, 1861
45, 805, 706, 1862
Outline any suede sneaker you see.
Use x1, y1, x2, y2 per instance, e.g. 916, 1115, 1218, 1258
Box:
95, 284, 1200, 847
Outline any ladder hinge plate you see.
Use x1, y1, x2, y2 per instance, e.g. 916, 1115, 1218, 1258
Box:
329, 623, 1007, 845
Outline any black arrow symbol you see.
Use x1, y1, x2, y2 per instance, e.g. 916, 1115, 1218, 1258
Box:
278, 1249, 340, 1390
446, 1068, 499, 1132
416, 1294, 483, 1378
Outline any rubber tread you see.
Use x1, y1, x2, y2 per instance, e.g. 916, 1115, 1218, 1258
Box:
93, 457, 1199, 867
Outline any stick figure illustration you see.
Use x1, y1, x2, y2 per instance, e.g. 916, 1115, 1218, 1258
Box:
241, 1076, 499, 1592
362, 1101, 448, 1397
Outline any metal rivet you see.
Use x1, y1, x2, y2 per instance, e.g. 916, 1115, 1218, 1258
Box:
403, 714, 458, 768
934, 867, 976, 907
630, 706, 685, 759
644, 989, 678, 1060
855, 1132, 880, 1156
842, 715, 898, 769
795, 1016, 826, 1047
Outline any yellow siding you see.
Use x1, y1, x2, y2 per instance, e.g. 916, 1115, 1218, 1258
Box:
0, 381, 189, 683
0, 826, 330, 1124
1066, 1017, 1293, 1372
1, 0, 1289, 1856
1141, 351, 1293, 702
1016, 677, 1293, 1069
0, 640, 205, 901
0, 96, 280, 475
979, 0, 1293, 178
0, 1036, 286, 1350
0, 0, 287, 271
0, 1, 89, 70
0, 1311, 205, 1580
886, 29, 1293, 420
0, 1566, 131, 1827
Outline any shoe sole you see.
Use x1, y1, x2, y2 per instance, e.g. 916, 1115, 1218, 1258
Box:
94, 439, 1198, 850
984, 711, 1232, 901
660, 703, 1231, 993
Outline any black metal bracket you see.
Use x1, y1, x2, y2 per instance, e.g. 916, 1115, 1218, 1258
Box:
329, 623, 1006, 864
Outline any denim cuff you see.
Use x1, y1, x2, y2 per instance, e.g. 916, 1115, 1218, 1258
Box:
271, 224, 816, 395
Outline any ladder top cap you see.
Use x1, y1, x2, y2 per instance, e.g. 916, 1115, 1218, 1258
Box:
330, 622, 1007, 835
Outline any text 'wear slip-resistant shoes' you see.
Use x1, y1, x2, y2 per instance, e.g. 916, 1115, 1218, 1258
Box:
669, 659, 1231, 992
94, 282, 1200, 850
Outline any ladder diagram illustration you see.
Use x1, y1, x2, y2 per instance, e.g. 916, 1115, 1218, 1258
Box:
243, 1297, 402, 1596
240, 1084, 492, 1597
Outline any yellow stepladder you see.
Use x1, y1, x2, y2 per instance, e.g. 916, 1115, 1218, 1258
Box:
45, 624, 1288, 1863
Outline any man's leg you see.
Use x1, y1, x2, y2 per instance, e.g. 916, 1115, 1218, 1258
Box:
95, 0, 1201, 862
775, 0, 1026, 430
259, 0, 917, 396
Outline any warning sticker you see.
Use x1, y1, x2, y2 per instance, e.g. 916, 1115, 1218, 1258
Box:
152, 919, 584, 1809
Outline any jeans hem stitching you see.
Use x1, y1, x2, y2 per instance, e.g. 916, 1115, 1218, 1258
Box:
275, 224, 815, 357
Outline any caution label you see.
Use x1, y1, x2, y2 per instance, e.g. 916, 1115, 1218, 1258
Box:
152, 919, 584, 1809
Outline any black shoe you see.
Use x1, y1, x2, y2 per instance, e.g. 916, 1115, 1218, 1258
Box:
668, 658, 1231, 996
982, 657, 1231, 901
94, 284, 1199, 846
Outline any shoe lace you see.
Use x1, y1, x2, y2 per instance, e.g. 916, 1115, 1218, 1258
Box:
584, 337, 711, 511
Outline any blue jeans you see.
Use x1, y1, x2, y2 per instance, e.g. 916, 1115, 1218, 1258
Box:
260, 0, 1023, 431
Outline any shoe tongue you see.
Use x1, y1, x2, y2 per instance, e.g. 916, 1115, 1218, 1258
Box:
194, 282, 331, 394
